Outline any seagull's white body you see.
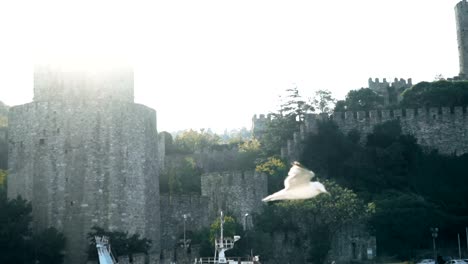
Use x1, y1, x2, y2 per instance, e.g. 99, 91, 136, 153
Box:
262, 162, 328, 202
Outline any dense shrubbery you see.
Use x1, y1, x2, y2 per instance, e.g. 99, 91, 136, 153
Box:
400, 80, 468, 108
299, 119, 468, 259
0, 192, 66, 264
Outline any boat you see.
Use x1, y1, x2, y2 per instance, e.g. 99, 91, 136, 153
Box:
193, 212, 260, 264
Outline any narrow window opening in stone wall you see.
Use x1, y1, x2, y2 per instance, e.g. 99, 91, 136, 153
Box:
57, 128, 60, 134
241, 171, 245, 181
433, 114, 437, 120
39, 139, 45, 145
352, 242, 357, 259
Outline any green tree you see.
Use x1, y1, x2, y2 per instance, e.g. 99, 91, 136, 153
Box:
278, 86, 314, 121
255, 157, 287, 193
236, 139, 261, 169
258, 87, 314, 156
0, 194, 66, 264
160, 157, 202, 194
209, 215, 238, 243
369, 191, 447, 259
0, 195, 33, 264
310, 89, 336, 114
252, 180, 370, 264
32, 227, 66, 264
400, 80, 468, 108
173, 129, 221, 153
334, 88, 385, 112
0, 170, 6, 188
259, 115, 298, 157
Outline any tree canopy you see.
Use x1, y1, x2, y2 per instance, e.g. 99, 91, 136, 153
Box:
0, 193, 66, 264
251, 180, 370, 264
334, 88, 385, 112
298, 119, 468, 259
400, 80, 468, 108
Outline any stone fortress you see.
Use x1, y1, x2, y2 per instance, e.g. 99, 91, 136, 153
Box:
4, 1, 468, 264
8, 63, 161, 264
6, 63, 268, 264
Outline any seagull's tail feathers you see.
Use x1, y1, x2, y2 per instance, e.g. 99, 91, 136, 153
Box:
262, 190, 286, 202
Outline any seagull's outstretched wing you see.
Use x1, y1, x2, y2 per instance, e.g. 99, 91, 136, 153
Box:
284, 162, 314, 190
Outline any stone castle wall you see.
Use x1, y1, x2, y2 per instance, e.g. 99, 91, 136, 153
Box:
159, 194, 210, 250
0, 127, 7, 169
328, 223, 376, 264
255, 106, 468, 162
332, 106, 468, 155
201, 170, 267, 222
8, 99, 161, 264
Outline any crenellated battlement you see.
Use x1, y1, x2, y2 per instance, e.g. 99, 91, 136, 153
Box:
368, 77, 412, 89
254, 105, 468, 159
332, 106, 467, 123
252, 113, 272, 138
331, 106, 468, 155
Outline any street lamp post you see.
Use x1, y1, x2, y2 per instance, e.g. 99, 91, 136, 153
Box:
431, 227, 439, 262
243, 213, 252, 258
243, 213, 249, 231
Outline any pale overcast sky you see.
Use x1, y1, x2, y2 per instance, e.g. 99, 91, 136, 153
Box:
0, 0, 461, 133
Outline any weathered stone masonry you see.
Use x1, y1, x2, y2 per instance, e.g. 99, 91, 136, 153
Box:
333, 107, 468, 155
254, 106, 468, 163
159, 194, 210, 251
8, 66, 161, 264
201, 170, 267, 222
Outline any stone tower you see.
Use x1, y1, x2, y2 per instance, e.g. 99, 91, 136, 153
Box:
456, 0, 468, 78
7, 62, 161, 263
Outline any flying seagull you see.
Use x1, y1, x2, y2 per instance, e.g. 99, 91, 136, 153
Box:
262, 161, 328, 202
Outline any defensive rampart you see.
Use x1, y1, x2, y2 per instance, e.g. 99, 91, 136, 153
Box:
159, 194, 210, 250
8, 100, 161, 264
254, 106, 468, 162
332, 106, 468, 155
201, 170, 267, 221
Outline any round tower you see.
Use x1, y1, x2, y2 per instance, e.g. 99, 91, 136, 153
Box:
8, 62, 161, 264
455, 0, 468, 78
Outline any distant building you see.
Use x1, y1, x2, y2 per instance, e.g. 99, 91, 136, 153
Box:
368, 77, 412, 106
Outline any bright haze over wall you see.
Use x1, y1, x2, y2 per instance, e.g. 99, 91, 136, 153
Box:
0, 0, 461, 133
